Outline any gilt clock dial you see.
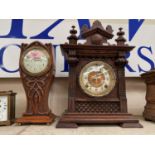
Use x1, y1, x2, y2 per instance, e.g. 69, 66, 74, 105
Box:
0, 96, 8, 121
22, 47, 50, 75
79, 61, 116, 97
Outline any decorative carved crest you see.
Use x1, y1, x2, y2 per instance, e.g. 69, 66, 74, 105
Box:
67, 20, 129, 47
21, 41, 52, 53
81, 20, 113, 45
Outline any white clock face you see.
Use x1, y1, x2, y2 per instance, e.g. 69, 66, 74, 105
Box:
23, 48, 49, 74
0, 96, 8, 121
79, 61, 116, 97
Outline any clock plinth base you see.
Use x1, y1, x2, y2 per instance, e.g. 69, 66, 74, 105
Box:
56, 112, 142, 128
56, 122, 78, 128
16, 113, 55, 125
120, 122, 142, 128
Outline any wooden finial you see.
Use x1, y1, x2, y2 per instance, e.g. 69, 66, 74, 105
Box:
67, 25, 78, 44
115, 27, 126, 46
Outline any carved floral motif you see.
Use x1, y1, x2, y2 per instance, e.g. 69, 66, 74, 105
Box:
22, 71, 51, 115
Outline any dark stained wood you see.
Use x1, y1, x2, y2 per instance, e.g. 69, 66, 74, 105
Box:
141, 70, 155, 121
16, 41, 55, 125
57, 113, 142, 128
57, 20, 142, 128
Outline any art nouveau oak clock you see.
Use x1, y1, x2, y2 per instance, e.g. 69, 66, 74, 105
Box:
57, 20, 142, 128
141, 70, 155, 122
16, 41, 55, 125
0, 91, 16, 126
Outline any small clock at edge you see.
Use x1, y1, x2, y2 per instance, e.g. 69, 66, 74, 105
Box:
0, 91, 16, 126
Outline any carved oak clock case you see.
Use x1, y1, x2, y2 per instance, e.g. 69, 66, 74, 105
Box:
57, 20, 142, 128
16, 41, 55, 125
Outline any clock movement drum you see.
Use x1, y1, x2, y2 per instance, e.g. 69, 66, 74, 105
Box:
0, 91, 16, 126
56, 20, 142, 128
16, 41, 55, 125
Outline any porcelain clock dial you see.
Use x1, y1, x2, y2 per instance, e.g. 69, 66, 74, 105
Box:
0, 96, 8, 121
22, 48, 50, 75
79, 61, 116, 97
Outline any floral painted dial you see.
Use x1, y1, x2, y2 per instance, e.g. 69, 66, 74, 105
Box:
79, 61, 116, 97
0, 96, 8, 121
23, 48, 50, 75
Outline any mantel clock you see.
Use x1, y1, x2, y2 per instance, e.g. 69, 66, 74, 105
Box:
57, 20, 142, 128
16, 41, 55, 125
0, 91, 16, 126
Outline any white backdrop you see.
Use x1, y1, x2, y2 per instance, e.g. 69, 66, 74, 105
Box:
0, 19, 155, 77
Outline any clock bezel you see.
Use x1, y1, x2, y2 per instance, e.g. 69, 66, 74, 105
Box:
20, 46, 51, 76
79, 61, 116, 97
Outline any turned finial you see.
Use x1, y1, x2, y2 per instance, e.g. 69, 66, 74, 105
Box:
115, 27, 126, 46
67, 26, 78, 45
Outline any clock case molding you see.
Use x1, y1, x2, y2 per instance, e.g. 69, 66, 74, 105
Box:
57, 20, 142, 128
16, 41, 55, 125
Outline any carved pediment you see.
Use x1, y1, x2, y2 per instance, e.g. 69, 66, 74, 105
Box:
81, 20, 113, 45
67, 20, 128, 47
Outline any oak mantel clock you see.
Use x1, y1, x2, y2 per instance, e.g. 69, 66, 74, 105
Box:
57, 20, 142, 128
16, 41, 55, 125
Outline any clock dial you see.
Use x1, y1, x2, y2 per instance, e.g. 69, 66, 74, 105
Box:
0, 96, 8, 121
79, 61, 116, 97
23, 48, 49, 75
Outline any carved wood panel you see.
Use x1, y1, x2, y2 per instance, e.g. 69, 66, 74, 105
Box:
75, 101, 120, 113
